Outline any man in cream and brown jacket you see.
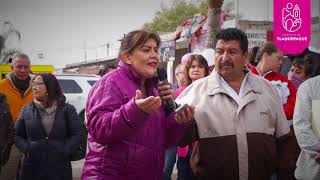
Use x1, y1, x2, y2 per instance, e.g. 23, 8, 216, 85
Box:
176, 28, 291, 180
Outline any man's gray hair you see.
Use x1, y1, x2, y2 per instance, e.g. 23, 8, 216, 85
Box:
11, 53, 30, 65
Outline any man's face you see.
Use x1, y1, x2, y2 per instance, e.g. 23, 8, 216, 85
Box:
11, 58, 31, 80
214, 40, 248, 80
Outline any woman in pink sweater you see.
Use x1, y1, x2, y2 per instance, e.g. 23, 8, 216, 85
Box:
176, 54, 210, 180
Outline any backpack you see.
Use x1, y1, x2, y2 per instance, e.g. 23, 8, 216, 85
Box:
64, 104, 87, 161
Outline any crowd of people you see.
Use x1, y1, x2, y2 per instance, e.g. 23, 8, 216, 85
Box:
0, 28, 319, 180
166, 28, 320, 180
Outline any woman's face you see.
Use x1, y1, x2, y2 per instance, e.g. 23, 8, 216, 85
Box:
189, 60, 206, 82
290, 65, 307, 79
125, 39, 159, 80
32, 75, 47, 101
264, 51, 283, 72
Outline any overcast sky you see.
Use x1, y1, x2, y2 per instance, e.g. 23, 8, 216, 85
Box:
0, 0, 173, 68
0, 0, 318, 68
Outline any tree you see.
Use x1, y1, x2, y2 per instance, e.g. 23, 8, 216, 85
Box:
205, 0, 223, 48
0, 21, 21, 63
143, 0, 228, 49
143, 0, 208, 33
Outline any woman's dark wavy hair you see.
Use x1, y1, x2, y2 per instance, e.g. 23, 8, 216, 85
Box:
185, 54, 209, 85
249, 46, 260, 66
34, 73, 66, 107
118, 30, 161, 60
292, 54, 313, 77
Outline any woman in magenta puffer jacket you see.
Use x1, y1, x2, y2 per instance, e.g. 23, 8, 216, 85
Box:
81, 30, 194, 180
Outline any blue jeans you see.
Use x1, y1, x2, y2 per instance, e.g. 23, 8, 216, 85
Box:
177, 148, 196, 180
163, 147, 177, 180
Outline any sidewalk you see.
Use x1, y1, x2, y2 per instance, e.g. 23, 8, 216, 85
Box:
72, 159, 84, 180
71, 160, 178, 180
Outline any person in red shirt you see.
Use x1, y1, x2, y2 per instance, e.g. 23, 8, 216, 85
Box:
248, 42, 296, 121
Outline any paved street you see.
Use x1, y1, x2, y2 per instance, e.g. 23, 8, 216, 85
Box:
71, 159, 178, 180
72, 159, 84, 180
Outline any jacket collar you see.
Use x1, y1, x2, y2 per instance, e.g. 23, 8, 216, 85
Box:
5, 72, 34, 96
118, 59, 158, 87
6, 72, 34, 83
206, 71, 262, 96
249, 65, 275, 79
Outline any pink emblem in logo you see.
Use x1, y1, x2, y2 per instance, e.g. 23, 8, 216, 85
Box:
274, 0, 310, 55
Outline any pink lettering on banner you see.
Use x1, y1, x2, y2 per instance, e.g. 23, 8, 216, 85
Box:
274, 0, 311, 55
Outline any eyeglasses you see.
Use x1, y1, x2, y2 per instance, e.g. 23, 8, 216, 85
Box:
31, 82, 45, 88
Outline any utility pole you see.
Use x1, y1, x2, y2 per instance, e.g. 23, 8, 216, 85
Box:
235, 0, 239, 28
96, 48, 98, 61
107, 42, 110, 56
101, 42, 110, 57
84, 40, 87, 63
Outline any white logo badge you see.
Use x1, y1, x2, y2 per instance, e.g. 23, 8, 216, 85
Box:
282, 3, 302, 32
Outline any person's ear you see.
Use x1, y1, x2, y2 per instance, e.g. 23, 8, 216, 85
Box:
243, 52, 249, 65
262, 52, 269, 60
122, 52, 132, 64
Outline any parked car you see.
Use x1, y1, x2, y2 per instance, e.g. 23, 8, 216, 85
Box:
56, 74, 100, 122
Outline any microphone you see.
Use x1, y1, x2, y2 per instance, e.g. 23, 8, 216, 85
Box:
157, 68, 177, 115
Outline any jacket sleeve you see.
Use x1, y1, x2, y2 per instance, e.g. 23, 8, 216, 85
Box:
86, 80, 149, 145
0, 95, 14, 147
15, 106, 30, 153
164, 87, 193, 148
267, 81, 292, 178
164, 113, 192, 148
0, 95, 14, 165
6, 113, 14, 148
64, 104, 82, 155
283, 79, 297, 120
177, 120, 199, 147
293, 81, 320, 154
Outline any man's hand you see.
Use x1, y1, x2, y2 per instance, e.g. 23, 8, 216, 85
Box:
135, 90, 162, 114
158, 81, 175, 106
175, 106, 195, 124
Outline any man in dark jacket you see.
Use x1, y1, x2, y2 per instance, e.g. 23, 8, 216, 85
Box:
0, 53, 33, 180
0, 93, 14, 174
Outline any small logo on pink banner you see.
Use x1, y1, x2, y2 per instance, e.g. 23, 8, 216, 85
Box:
274, 0, 310, 55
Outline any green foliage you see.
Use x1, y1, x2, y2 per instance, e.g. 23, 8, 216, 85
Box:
143, 0, 208, 33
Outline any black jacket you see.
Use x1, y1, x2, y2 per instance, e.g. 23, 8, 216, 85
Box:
0, 94, 14, 172
15, 102, 82, 180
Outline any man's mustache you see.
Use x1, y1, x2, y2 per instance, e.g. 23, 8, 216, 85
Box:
219, 61, 234, 68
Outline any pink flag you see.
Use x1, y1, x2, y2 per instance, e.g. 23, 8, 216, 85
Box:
274, 0, 311, 55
